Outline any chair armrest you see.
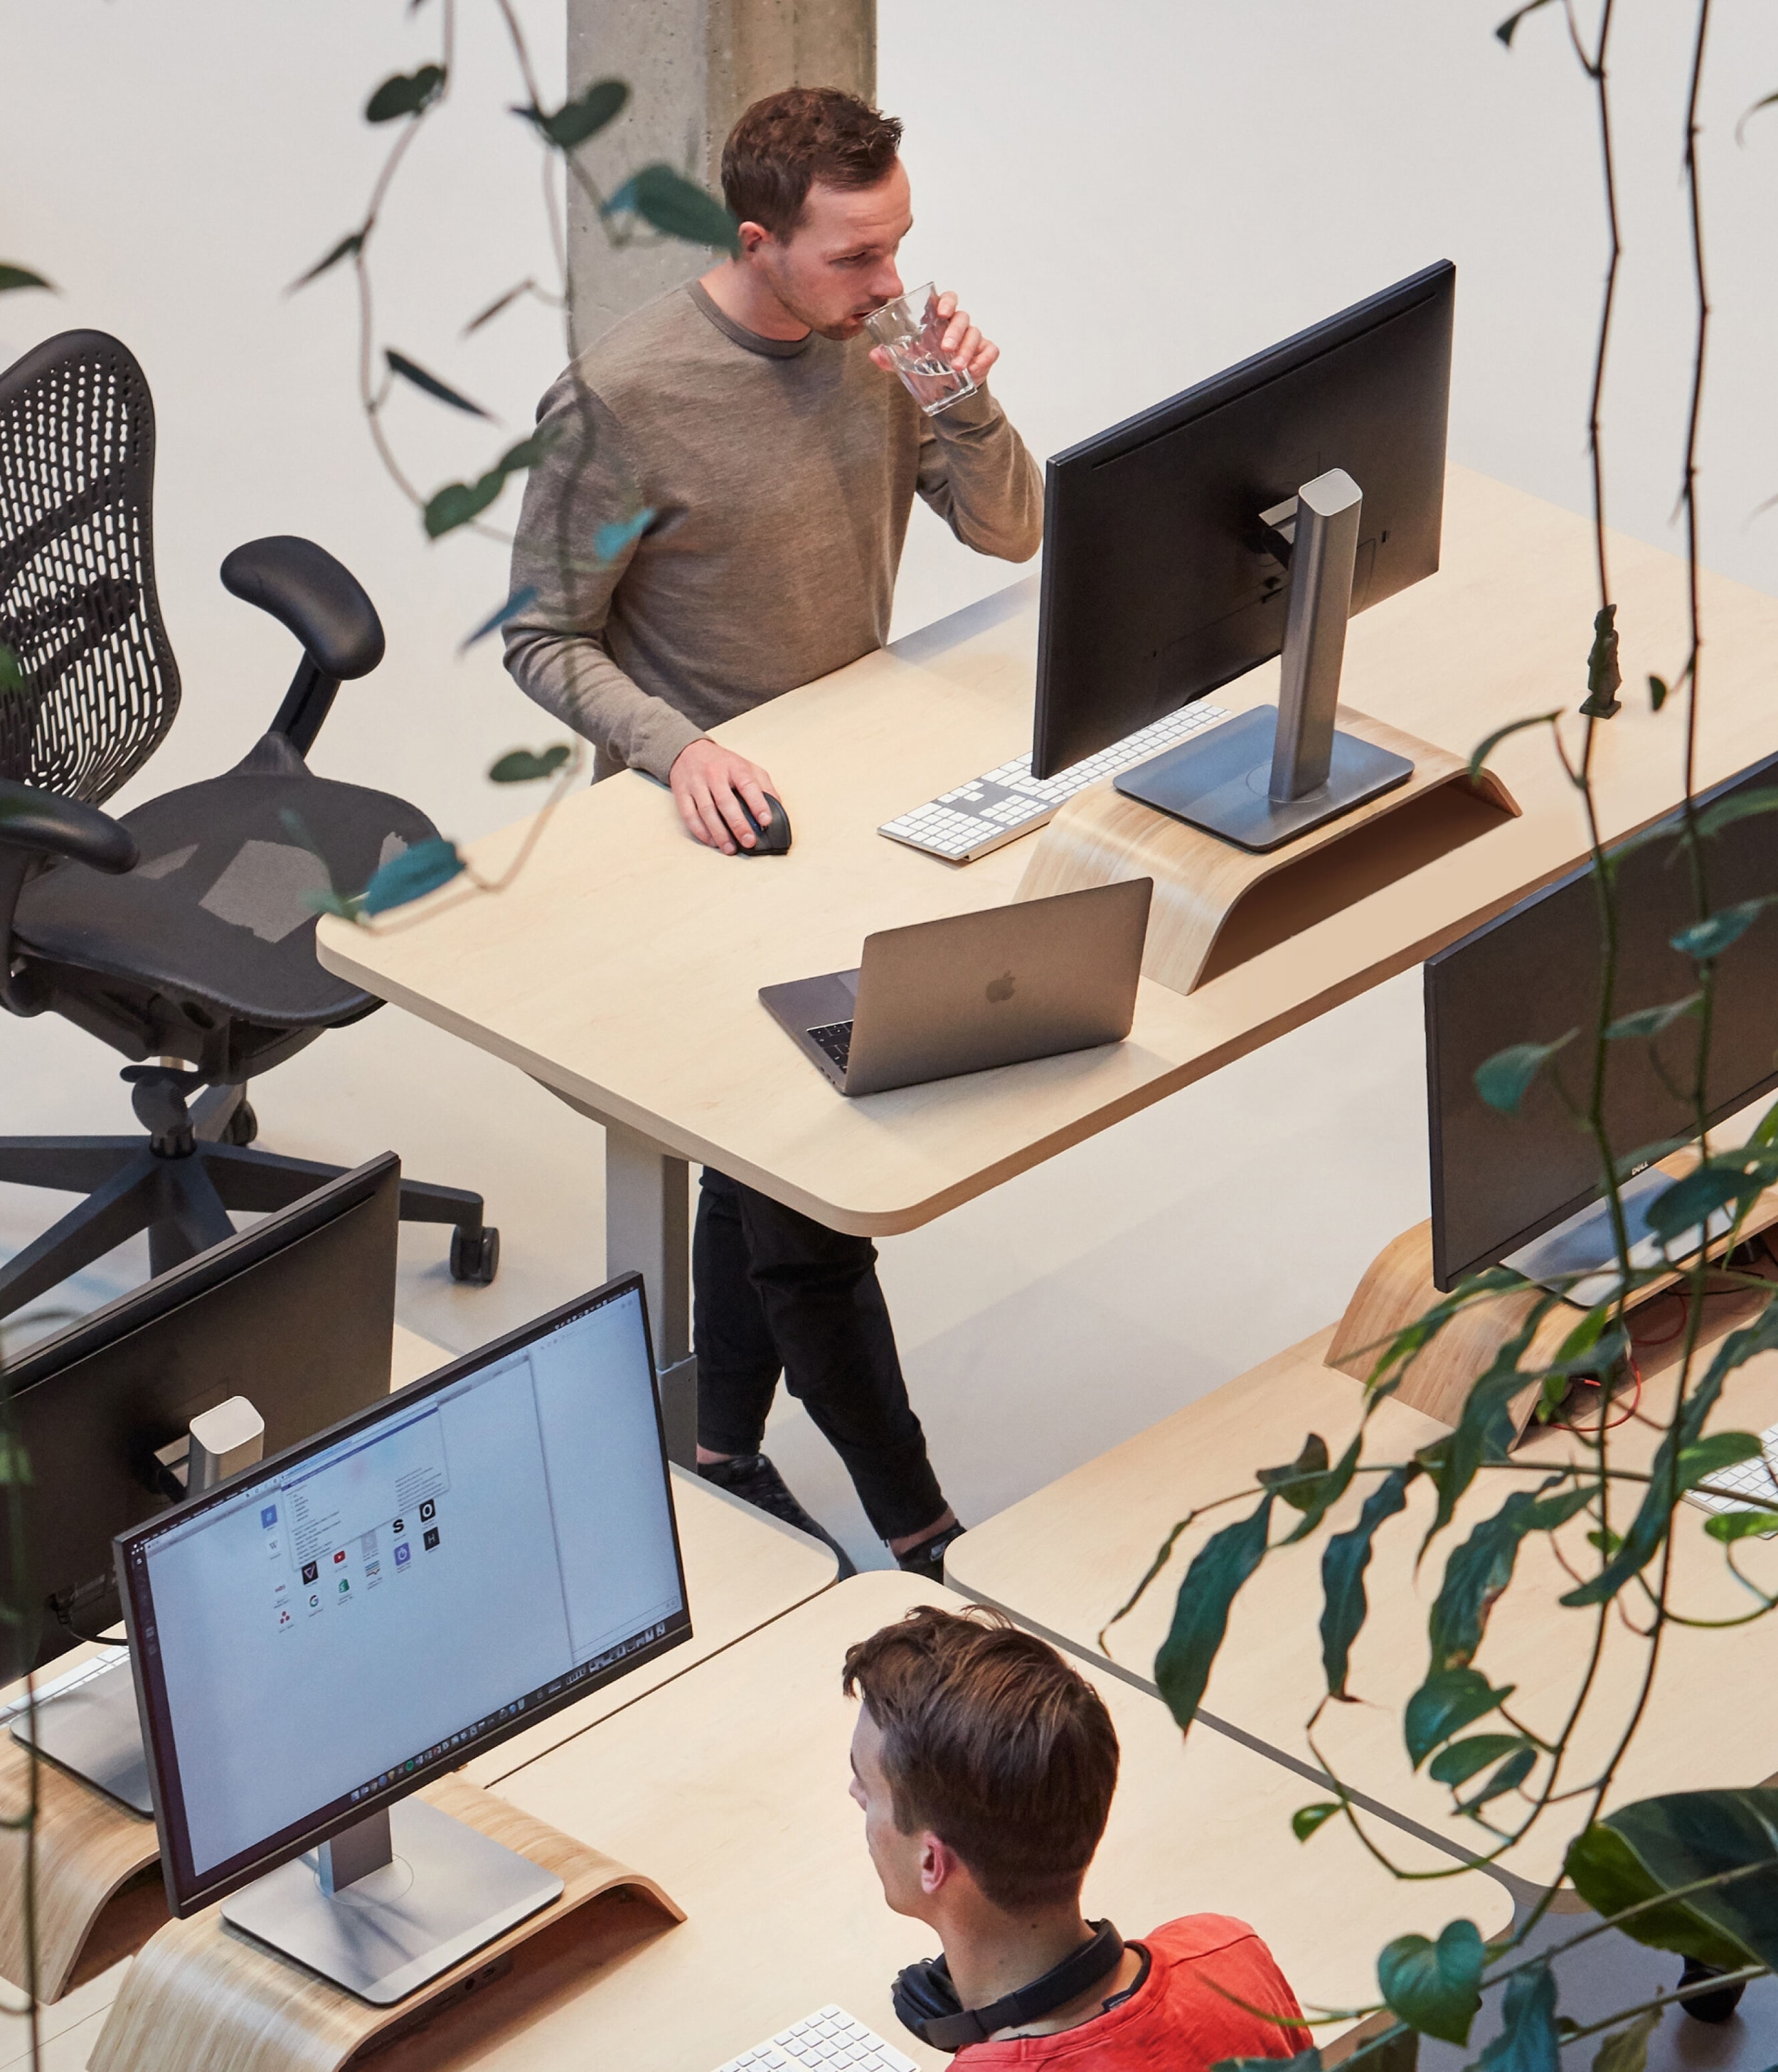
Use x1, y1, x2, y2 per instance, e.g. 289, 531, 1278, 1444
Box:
220, 536, 385, 681
0, 781, 137, 872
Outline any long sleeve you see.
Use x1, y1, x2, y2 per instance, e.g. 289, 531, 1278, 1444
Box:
501, 374, 704, 782
914, 383, 1043, 563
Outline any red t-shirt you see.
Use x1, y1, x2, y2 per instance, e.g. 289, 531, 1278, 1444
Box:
954, 1915, 1306, 2071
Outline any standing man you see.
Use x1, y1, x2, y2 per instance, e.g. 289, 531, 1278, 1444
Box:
504, 88, 1042, 1579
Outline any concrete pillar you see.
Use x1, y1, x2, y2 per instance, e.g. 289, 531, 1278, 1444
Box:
565, 0, 875, 348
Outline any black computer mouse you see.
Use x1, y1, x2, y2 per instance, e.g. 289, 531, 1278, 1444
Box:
737, 793, 792, 856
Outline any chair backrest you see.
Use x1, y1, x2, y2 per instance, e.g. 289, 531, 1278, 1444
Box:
0, 329, 179, 804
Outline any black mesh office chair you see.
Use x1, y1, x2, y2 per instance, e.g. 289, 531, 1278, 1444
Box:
0, 329, 499, 1323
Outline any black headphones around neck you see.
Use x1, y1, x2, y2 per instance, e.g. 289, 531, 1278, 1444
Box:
891, 1920, 1124, 2052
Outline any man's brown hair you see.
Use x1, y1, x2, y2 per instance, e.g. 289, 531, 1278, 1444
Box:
722, 87, 903, 240
843, 1606, 1120, 1913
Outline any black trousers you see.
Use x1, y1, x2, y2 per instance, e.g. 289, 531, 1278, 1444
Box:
693, 1168, 946, 1542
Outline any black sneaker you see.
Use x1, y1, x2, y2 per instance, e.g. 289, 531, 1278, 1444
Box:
895, 1521, 966, 1586
698, 1453, 856, 1577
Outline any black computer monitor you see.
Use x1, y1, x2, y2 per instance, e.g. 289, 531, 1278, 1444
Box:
1033, 262, 1454, 849
4, 1152, 401, 1679
1427, 752, 1778, 1293
117, 1273, 689, 2003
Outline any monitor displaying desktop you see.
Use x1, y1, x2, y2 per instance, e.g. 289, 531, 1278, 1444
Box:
1032, 262, 1454, 847
117, 1273, 689, 2002
3, 1152, 401, 1679
1427, 751, 1778, 1291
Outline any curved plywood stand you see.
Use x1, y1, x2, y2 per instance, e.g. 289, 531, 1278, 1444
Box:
1016, 707, 1520, 997
0, 1720, 161, 2002
88, 1775, 683, 2072
1329, 1169, 1778, 1432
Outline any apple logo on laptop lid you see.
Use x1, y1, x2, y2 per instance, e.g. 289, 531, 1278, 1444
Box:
986, 971, 1016, 1004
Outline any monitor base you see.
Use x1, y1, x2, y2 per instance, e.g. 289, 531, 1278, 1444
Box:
1114, 705, 1412, 853
223, 1798, 563, 2004
11, 1653, 152, 1816
1505, 1161, 1734, 1310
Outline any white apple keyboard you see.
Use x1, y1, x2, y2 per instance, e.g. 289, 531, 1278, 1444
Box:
878, 701, 1233, 863
710, 2004, 917, 2072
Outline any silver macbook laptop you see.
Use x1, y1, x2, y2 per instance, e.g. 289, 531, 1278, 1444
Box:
760, 880, 1153, 1096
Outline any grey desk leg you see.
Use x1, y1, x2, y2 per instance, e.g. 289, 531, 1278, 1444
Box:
603, 1120, 697, 1468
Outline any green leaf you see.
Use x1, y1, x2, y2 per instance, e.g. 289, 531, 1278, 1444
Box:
1704, 1504, 1778, 1542
1477, 1964, 1560, 2072
1378, 1918, 1484, 2046
463, 279, 536, 336
1644, 1163, 1766, 1247
1468, 710, 1559, 782
0, 1431, 33, 1487
1496, 0, 1558, 47
0, 644, 23, 694
516, 78, 628, 149
1280, 1431, 1364, 1547
1259, 1433, 1330, 1512
1474, 1032, 1575, 1116
1320, 1465, 1416, 1699
289, 231, 364, 292
1604, 993, 1700, 1041
1590, 2010, 1661, 2072
488, 744, 573, 784
1569, 1791, 1778, 1967
1672, 897, 1777, 961
607, 162, 741, 253
1735, 89, 1778, 145
1676, 1431, 1767, 1492
1214, 2053, 1323, 2072
1695, 784, 1778, 840
1427, 1733, 1533, 1788
0, 264, 54, 295
424, 432, 554, 538
366, 64, 447, 123
358, 836, 464, 916
1580, 603, 1622, 720
1405, 1667, 1517, 1771
1649, 673, 1670, 712
1430, 1480, 1590, 1674
595, 506, 656, 564
386, 349, 490, 420
459, 585, 539, 652
1453, 1743, 1537, 1815
1292, 1801, 1341, 1843
1420, 1306, 1560, 1552
1152, 1494, 1273, 1734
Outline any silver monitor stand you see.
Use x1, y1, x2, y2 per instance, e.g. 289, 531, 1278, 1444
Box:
1505, 1162, 1737, 1310
1114, 467, 1414, 852
11, 1396, 265, 1817
223, 1798, 563, 2004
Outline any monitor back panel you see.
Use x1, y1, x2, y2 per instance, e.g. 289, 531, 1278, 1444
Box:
843, 879, 1151, 1096
3, 1160, 400, 1675
1033, 262, 1454, 777
1426, 754, 1778, 1289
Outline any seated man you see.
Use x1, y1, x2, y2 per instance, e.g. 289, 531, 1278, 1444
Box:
843, 1605, 1306, 2065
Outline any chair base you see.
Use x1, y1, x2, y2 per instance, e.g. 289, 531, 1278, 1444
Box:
0, 1084, 494, 1323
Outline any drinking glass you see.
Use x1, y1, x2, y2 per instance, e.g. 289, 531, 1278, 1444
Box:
863, 284, 976, 416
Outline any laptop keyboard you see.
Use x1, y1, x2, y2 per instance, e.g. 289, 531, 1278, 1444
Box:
807, 1021, 854, 1072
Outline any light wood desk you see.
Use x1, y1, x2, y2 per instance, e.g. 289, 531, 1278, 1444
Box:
468, 1572, 1513, 2072
318, 469, 1778, 1393
947, 1321, 1778, 1890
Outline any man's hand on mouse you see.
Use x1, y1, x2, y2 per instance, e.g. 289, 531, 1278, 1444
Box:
670, 737, 779, 854
868, 289, 1000, 388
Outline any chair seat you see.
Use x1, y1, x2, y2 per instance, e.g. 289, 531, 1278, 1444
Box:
14, 740, 438, 1027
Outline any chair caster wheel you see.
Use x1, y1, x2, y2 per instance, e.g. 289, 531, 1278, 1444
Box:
1680, 1958, 1747, 2024
223, 1099, 258, 1147
449, 1224, 499, 1285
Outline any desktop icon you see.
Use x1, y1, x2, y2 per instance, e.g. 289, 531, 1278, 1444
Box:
301, 1560, 319, 1585
423, 1526, 440, 1551
260, 1505, 278, 1529
309, 1593, 319, 1608
332, 1549, 346, 1565
395, 1542, 411, 1568
338, 1578, 351, 1594
392, 1517, 404, 1533
420, 1499, 436, 1523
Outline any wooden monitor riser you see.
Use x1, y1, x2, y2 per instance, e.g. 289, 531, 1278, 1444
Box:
1016, 708, 1521, 997
87, 1777, 681, 2072
1329, 1150, 1778, 1432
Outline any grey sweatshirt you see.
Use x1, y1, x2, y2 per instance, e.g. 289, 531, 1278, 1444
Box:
502, 281, 1043, 781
